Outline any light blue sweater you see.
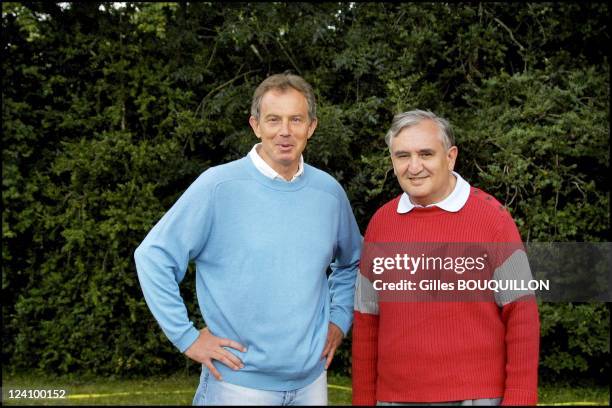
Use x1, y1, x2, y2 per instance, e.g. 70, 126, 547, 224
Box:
134, 156, 362, 391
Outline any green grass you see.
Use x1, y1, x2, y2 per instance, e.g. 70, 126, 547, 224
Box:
2, 372, 200, 406
537, 383, 610, 406
2, 372, 608, 405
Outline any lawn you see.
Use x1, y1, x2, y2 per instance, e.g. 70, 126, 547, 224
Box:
2, 372, 608, 405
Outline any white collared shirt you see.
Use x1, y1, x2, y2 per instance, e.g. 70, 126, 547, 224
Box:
248, 143, 304, 182
397, 171, 471, 213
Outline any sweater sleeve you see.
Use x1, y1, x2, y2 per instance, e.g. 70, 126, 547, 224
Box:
352, 311, 379, 405
352, 222, 380, 405
492, 209, 540, 406
500, 298, 540, 406
134, 170, 216, 353
328, 188, 362, 336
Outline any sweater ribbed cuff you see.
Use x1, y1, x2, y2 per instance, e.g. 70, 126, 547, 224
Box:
330, 310, 351, 336
502, 388, 538, 406
175, 326, 201, 353
352, 395, 377, 406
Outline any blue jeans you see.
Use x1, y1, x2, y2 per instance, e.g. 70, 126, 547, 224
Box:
192, 368, 327, 406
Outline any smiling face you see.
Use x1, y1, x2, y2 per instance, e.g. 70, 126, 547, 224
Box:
248, 87, 317, 180
390, 119, 458, 206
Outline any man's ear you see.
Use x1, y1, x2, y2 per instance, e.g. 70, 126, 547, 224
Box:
249, 116, 261, 138
447, 146, 458, 171
307, 117, 318, 139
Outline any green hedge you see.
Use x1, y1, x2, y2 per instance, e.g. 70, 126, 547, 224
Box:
2, 2, 609, 384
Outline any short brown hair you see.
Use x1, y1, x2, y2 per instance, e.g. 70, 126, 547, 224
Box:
250, 73, 317, 121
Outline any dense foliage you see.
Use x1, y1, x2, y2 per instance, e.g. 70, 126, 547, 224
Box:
2, 2, 609, 383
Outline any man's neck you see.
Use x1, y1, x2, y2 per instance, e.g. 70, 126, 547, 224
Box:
276, 166, 298, 181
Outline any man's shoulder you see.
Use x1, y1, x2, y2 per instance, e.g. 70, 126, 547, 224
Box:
464, 187, 524, 242
466, 187, 508, 215
465, 187, 518, 228
304, 163, 348, 198
191, 157, 249, 189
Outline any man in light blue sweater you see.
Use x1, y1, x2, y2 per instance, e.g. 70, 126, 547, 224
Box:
134, 73, 362, 405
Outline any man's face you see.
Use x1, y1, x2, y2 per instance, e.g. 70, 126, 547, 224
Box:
249, 88, 317, 178
390, 119, 458, 206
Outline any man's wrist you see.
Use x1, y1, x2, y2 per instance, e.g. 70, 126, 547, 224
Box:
176, 326, 201, 353
329, 317, 348, 337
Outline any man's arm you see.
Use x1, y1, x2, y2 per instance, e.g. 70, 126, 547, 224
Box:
491, 214, 540, 406
134, 173, 213, 352
327, 189, 362, 336
320, 188, 362, 367
501, 298, 540, 405
134, 170, 245, 378
352, 293, 379, 405
352, 234, 380, 405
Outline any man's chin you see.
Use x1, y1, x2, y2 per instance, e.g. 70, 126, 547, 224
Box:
401, 186, 428, 197
274, 155, 299, 166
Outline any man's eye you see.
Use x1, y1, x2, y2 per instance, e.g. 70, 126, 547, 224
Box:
292, 117, 303, 123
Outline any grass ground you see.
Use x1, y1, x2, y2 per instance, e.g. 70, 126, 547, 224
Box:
2, 372, 609, 405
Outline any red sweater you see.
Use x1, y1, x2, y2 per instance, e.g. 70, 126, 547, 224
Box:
352, 188, 540, 405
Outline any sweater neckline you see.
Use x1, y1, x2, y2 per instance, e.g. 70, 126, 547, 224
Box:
241, 156, 310, 192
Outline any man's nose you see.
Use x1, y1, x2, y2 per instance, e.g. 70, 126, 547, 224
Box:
407, 157, 424, 174
279, 119, 291, 136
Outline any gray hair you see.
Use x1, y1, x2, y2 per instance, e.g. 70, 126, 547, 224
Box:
250, 73, 317, 121
384, 109, 455, 150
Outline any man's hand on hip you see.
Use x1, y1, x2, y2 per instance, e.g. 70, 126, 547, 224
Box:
184, 327, 246, 380
321, 322, 344, 370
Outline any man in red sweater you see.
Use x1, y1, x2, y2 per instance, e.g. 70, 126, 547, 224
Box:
352, 110, 540, 406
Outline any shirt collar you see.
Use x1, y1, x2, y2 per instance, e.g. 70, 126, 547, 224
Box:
397, 171, 471, 214
248, 143, 304, 182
